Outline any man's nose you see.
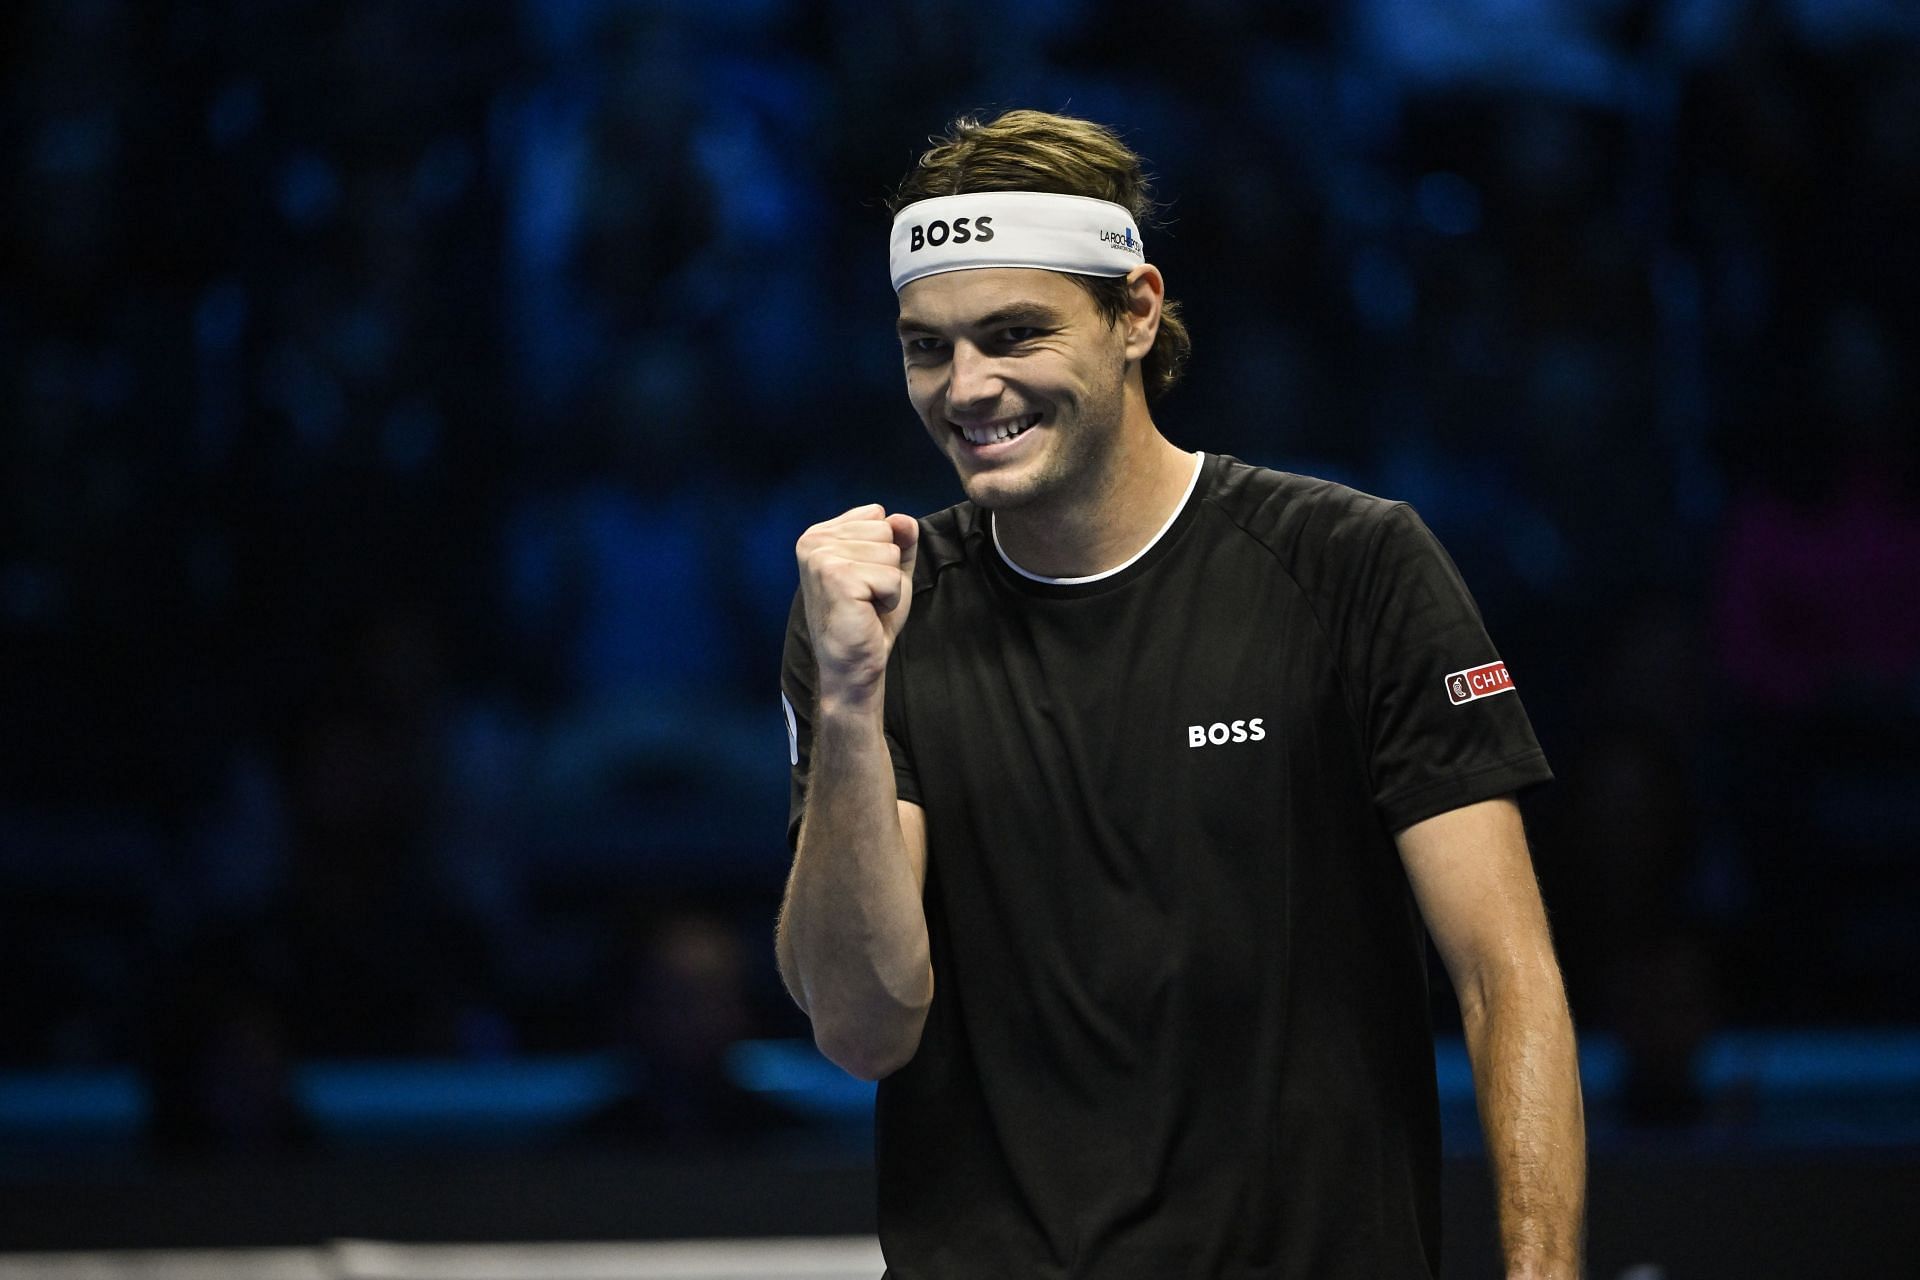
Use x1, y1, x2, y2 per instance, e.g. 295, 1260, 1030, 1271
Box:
945, 342, 1001, 413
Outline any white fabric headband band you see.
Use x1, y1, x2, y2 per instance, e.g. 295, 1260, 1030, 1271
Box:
888, 192, 1146, 292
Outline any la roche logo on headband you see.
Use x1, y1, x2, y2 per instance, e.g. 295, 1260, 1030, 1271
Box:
1099, 227, 1138, 251
908, 216, 996, 252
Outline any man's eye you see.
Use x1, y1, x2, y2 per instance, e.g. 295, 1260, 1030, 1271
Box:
905, 337, 947, 356
1000, 327, 1041, 343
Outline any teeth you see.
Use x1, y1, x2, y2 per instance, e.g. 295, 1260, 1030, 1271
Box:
959, 414, 1039, 446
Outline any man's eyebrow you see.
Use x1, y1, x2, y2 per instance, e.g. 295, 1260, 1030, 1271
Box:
896, 303, 1064, 337
973, 303, 1064, 331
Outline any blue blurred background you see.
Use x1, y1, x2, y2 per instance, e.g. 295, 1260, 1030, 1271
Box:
3, 0, 1919, 1265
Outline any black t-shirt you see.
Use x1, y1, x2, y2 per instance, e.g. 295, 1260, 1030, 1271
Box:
781, 452, 1552, 1279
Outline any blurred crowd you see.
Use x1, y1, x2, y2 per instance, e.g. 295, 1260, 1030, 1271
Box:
2, 0, 1917, 1154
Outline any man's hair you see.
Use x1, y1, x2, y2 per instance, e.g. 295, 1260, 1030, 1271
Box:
889, 110, 1191, 402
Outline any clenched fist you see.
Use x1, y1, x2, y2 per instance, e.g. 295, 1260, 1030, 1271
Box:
796, 504, 920, 709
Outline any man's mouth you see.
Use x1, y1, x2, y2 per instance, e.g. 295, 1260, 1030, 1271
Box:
952, 413, 1041, 446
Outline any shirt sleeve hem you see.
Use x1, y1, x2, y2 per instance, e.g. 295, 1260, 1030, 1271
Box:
1376, 750, 1554, 835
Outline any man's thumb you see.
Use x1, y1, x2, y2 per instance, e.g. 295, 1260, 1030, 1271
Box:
888, 512, 920, 586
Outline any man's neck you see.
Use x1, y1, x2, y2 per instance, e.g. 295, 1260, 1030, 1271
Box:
992, 427, 1196, 580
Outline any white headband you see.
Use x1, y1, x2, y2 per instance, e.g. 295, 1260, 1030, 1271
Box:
888, 192, 1146, 292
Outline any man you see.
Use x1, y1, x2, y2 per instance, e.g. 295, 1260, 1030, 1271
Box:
777, 109, 1584, 1279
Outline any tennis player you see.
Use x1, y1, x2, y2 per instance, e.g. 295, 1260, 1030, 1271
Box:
778, 109, 1585, 1279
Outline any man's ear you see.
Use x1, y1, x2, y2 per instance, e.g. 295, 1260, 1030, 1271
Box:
1123, 264, 1164, 362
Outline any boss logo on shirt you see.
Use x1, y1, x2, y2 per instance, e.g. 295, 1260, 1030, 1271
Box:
1445, 660, 1515, 706
1187, 718, 1266, 748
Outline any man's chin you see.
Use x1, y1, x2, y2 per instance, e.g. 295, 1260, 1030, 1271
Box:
957, 469, 1040, 512
943, 430, 1062, 511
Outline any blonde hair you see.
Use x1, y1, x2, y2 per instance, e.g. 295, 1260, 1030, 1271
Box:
890, 110, 1191, 401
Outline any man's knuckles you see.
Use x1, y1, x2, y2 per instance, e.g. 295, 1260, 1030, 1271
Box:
803, 544, 902, 581
829, 539, 902, 564
817, 557, 895, 599
802, 514, 897, 544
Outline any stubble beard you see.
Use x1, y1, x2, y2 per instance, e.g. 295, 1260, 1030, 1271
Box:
954, 348, 1131, 515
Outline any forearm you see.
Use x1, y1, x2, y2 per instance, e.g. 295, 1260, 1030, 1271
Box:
776, 696, 932, 1080
1462, 957, 1587, 1280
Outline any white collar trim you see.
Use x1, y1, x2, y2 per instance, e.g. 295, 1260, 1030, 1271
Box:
992, 451, 1205, 585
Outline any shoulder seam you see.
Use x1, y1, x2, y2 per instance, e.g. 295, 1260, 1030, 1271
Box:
1196, 489, 1409, 791
912, 504, 986, 595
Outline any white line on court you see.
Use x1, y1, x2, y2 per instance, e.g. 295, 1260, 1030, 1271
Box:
0, 1237, 886, 1280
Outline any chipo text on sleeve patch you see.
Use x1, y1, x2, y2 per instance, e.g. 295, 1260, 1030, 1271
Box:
1444, 660, 1515, 706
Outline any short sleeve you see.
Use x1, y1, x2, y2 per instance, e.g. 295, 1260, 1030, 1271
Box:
780, 589, 922, 852
1348, 505, 1553, 833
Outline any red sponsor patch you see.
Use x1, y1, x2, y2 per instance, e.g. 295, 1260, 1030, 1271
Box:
1445, 660, 1515, 706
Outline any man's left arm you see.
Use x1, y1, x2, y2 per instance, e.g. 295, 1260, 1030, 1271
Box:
1397, 794, 1586, 1280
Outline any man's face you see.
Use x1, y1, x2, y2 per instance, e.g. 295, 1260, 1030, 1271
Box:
895, 267, 1130, 512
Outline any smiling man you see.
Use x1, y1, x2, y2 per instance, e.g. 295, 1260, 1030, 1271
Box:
776, 110, 1585, 1279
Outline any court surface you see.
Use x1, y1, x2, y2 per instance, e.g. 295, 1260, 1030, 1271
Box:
0, 1237, 884, 1280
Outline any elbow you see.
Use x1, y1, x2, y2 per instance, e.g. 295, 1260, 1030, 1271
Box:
820, 1032, 919, 1082
813, 987, 932, 1082
1458, 949, 1575, 1038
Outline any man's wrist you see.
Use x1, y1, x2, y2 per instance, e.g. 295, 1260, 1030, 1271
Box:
816, 684, 886, 724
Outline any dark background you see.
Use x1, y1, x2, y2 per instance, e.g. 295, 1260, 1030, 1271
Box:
3, 0, 1918, 1264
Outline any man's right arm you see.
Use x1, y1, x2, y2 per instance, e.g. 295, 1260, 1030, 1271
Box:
775, 505, 933, 1081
